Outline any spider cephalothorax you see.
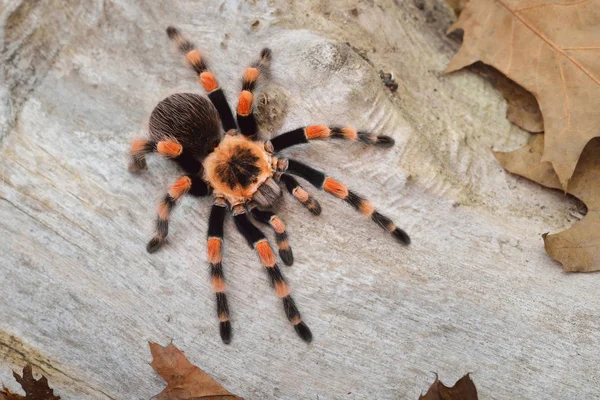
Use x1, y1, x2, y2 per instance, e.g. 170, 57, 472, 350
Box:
129, 27, 411, 344
203, 135, 280, 207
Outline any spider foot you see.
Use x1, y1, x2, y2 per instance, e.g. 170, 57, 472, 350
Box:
279, 248, 294, 266
220, 321, 232, 344
146, 236, 164, 253
294, 321, 313, 343
305, 197, 322, 216
128, 158, 147, 173
392, 228, 410, 245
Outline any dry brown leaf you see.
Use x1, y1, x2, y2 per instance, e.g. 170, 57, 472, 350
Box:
0, 364, 60, 400
149, 342, 243, 400
447, 0, 600, 190
469, 62, 543, 133
446, 0, 469, 16
419, 374, 478, 400
494, 134, 600, 272
0, 388, 21, 400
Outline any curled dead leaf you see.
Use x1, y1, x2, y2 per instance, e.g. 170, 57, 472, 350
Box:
419, 373, 478, 400
0, 364, 60, 400
447, 0, 600, 190
494, 135, 600, 272
149, 342, 243, 400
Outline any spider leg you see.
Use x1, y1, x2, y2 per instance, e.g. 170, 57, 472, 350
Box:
207, 197, 232, 344
277, 173, 322, 216
283, 159, 410, 245
129, 139, 156, 172
129, 139, 203, 175
236, 48, 272, 139
233, 208, 312, 342
267, 125, 394, 152
166, 26, 237, 132
248, 203, 294, 266
147, 175, 210, 253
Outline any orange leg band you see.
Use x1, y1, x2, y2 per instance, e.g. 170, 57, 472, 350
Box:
255, 239, 276, 267
323, 177, 349, 199
157, 141, 182, 158
237, 90, 253, 116
200, 71, 218, 92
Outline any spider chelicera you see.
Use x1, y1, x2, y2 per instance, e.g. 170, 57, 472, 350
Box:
129, 27, 411, 344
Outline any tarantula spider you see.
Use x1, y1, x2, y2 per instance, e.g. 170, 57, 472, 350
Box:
129, 27, 411, 344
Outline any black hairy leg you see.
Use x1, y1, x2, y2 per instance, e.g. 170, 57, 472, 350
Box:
206, 197, 232, 344
233, 210, 312, 342
284, 159, 410, 245
278, 173, 321, 216
268, 125, 394, 152
129, 138, 204, 175
147, 175, 210, 253
128, 138, 157, 172
166, 26, 237, 132
236, 48, 272, 138
249, 204, 294, 266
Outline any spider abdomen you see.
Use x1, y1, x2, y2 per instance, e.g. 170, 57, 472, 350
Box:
149, 93, 221, 159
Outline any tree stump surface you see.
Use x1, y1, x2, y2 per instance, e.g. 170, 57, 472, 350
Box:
1, 0, 598, 398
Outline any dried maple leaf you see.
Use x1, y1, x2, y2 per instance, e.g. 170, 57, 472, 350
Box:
149, 342, 243, 400
447, 0, 600, 190
494, 134, 600, 272
0, 364, 60, 400
419, 374, 478, 400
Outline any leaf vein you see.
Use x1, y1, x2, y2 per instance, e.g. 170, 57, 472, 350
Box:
507, 18, 515, 73
497, 0, 600, 87
563, 46, 600, 50
514, 0, 589, 13
557, 53, 572, 139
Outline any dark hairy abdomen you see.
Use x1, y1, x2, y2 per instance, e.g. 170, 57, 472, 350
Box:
149, 93, 221, 159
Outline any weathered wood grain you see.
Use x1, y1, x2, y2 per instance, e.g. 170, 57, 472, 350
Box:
1, 0, 598, 398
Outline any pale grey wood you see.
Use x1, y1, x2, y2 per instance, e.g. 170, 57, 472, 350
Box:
1, 0, 598, 399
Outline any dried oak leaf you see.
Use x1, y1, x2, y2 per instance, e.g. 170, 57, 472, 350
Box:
494, 134, 600, 272
446, 0, 469, 16
0, 364, 60, 400
447, 0, 600, 190
419, 374, 478, 400
149, 342, 243, 400
469, 62, 543, 133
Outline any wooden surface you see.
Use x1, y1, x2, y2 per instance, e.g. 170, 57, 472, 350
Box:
1, 0, 599, 398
